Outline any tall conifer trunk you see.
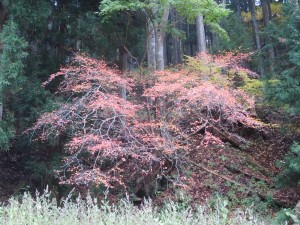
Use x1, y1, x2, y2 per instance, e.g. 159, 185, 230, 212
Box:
169, 7, 182, 65
147, 21, 156, 71
155, 5, 170, 70
235, 0, 242, 23
262, 0, 275, 74
0, 2, 7, 120
196, 14, 206, 53
0, 2, 8, 32
119, 46, 129, 100
248, 0, 264, 76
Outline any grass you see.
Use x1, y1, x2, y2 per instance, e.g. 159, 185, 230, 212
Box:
0, 189, 272, 225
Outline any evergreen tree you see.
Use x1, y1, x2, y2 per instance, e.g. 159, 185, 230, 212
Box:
276, 143, 300, 187
216, 12, 252, 52
266, 3, 300, 113
0, 19, 27, 150
266, 2, 300, 190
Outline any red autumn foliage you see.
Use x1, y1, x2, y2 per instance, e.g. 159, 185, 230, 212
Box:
29, 55, 169, 190
29, 52, 261, 195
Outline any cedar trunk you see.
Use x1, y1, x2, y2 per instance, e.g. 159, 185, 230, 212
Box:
248, 0, 264, 76
147, 21, 156, 71
155, 6, 170, 70
196, 14, 206, 53
262, 0, 275, 74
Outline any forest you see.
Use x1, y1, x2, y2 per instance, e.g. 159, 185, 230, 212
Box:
0, 0, 300, 224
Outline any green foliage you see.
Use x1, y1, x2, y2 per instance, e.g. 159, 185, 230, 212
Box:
100, 0, 147, 18
0, 13, 54, 152
99, 0, 168, 24
265, 3, 300, 113
76, 12, 113, 58
3, 0, 52, 33
100, 0, 229, 38
241, 2, 284, 23
185, 53, 264, 97
241, 79, 264, 96
267, 68, 300, 113
24, 152, 63, 189
174, 0, 229, 23
93, 10, 146, 61
0, 19, 27, 92
216, 13, 252, 52
0, 113, 15, 151
274, 208, 300, 225
0, 19, 27, 150
175, 0, 229, 39
276, 142, 300, 188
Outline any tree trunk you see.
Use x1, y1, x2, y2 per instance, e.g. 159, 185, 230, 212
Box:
169, 8, 182, 65
170, 35, 179, 65
235, 0, 242, 23
196, 14, 206, 53
249, 0, 261, 52
0, 2, 7, 120
0, 2, 8, 32
207, 126, 250, 149
76, 39, 81, 51
119, 46, 130, 100
248, 0, 264, 76
267, 0, 272, 21
147, 20, 156, 71
262, 0, 275, 74
261, 0, 270, 32
155, 29, 165, 70
155, 5, 170, 70
186, 22, 193, 56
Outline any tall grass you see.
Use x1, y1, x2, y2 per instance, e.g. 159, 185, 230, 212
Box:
0, 190, 270, 225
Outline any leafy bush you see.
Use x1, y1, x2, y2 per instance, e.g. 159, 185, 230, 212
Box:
276, 142, 300, 188
28, 54, 168, 191
275, 208, 300, 225
28, 52, 263, 194
0, 190, 269, 225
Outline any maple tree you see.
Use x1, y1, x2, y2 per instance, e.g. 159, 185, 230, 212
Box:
144, 52, 261, 151
28, 52, 262, 196
28, 54, 176, 194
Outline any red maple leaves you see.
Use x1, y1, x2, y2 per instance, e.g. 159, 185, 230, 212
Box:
29, 52, 261, 192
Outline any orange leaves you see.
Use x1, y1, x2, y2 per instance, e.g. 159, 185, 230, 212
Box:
86, 93, 138, 117
43, 54, 131, 95
145, 72, 256, 129
30, 52, 262, 190
143, 71, 196, 100
30, 54, 169, 188
67, 135, 124, 157
181, 82, 254, 126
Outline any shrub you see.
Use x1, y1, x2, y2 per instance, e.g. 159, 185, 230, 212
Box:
28, 52, 262, 195
28, 54, 168, 192
276, 142, 300, 188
